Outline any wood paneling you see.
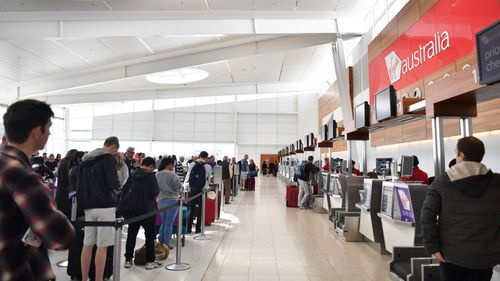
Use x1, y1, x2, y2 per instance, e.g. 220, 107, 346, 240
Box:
368, 37, 381, 63
423, 62, 456, 87
379, 20, 399, 52
402, 119, 427, 142
473, 98, 500, 133
370, 130, 385, 147
384, 126, 403, 145
333, 140, 347, 152
397, 79, 425, 99
443, 119, 460, 137
455, 52, 478, 72
419, 0, 438, 16
396, 0, 420, 37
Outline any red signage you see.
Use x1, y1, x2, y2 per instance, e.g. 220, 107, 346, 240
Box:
368, 0, 500, 104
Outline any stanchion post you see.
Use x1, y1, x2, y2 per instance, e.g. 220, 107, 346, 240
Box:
220, 183, 225, 212
113, 218, 124, 281
166, 197, 191, 271
194, 189, 211, 240
214, 184, 220, 222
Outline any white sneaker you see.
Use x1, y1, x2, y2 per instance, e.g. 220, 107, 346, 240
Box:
145, 261, 163, 270
124, 260, 133, 268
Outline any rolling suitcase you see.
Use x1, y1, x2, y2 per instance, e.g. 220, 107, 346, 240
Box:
245, 177, 255, 191
67, 224, 114, 280
312, 183, 319, 195
205, 196, 215, 226
286, 184, 299, 207
172, 206, 189, 246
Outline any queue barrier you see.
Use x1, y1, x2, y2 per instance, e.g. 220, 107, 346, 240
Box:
75, 186, 216, 280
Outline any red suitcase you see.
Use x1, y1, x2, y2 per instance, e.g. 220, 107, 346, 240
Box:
204, 191, 221, 226
286, 184, 299, 207
245, 178, 256, 191
312, 183, 319, 195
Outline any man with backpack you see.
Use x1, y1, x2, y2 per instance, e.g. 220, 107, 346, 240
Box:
298, 156, 320, 210
184, 151, 212, 233
119, 157, 162, 270
79, 136, 120, 281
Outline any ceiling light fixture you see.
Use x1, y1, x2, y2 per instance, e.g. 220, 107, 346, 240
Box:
145, 68, 209, 84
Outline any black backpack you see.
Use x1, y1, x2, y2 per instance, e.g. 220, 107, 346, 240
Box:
189, 162, 206, 193
117, 177, 145, 218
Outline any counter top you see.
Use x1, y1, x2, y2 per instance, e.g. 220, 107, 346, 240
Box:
377, 212, 415, 227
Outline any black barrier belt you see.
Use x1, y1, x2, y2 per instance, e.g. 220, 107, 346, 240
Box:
75, 189, 209, 228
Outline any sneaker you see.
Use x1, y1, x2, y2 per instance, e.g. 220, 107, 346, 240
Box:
124, 260, 133, 268
167, 244, 174, 250
145, 261, 163, 270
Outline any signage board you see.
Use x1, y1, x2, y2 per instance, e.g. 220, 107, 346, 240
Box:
369, 0, 500, 103
476, 20, 500, 85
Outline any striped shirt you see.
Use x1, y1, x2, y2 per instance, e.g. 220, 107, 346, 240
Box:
0, 145, 74, 281
176, 161, 186, 181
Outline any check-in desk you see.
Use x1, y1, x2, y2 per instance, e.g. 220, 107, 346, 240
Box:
324, 174, 343, 212
330, 175, 367, 242
355, 179, 387, 254
377, 181, 428, 253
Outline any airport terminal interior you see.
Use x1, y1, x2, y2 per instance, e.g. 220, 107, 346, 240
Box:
0, 0, 500, 280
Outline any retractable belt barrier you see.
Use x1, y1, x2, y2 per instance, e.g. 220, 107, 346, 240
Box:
73, 185, 217, 280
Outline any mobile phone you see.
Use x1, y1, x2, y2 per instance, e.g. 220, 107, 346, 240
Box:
21, 228, 42, 248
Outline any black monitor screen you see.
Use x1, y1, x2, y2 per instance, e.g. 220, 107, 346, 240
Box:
375, 85, 396, 122
321, 124, 328, 141
376, 158, 393, 176
401, 155, 414, 177
355, 102, 370, 129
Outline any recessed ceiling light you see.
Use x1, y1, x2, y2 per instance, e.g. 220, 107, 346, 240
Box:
145, 68, 209, 84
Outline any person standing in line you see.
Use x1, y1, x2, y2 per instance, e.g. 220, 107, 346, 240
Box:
176, 156, 186, 182
239, 154, 249, 190
298, 156, 320, 209
45, 153, 58, 171
0, 99, 74, 281
222, 156, 231, 204
155, 155, 163, 170
115, 153, 129, 188
156, 157, 183, 250
262, 160, 268, 177
55, 149, 79, 219
184, 151, 212, 233
122, 157, 162, 270
421, 137, 500, 281
124, 146, 137, 174
79, 137, 120, 281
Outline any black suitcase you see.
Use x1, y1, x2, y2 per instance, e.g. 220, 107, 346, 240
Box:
67, 224, 114, 280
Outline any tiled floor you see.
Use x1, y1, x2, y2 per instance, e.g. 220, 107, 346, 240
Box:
202, 176, 392, 281
49, 176, 393, 280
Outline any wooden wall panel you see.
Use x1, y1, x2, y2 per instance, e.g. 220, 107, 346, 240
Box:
419, 0, 439, 16
443, 119, 460, 137
333, 140, 347, 152
368, 37, 381, 63
379, 20, 399, 52
473, 99, 500, 133
423, 62, 456, 87
396, 0, 420, 36
397, 79, 425, 99
402, 119, 427, 142
384, 126, 403, 145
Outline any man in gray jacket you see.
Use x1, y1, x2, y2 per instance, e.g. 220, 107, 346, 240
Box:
421, 136, 500, 281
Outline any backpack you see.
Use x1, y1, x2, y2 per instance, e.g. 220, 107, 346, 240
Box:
117, 177, 145, 217
134, 242, 169, 265
293, 163, 305, 182
188, 162, 206, 193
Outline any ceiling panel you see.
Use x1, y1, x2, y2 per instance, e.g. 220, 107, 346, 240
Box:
336, 0, 357, 12
207, 0, 253, 10
0, 41, 63, 77
105, 0, 207, 10
46, 0, 111, 11
56, 39, 118, 65
296, 0, 338, 11
142, 37, 216, 54
302, 43, 332, 80
253, 0, 296, 10
229, 53, 284, 84
0, 0, 54, 11
9, 40, 91, 71
97, 37, 152, 59
279, 46, 315, 81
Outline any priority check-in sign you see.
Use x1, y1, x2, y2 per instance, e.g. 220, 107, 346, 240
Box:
368, 0, 500, 103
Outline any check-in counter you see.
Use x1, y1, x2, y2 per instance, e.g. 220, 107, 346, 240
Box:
355, 179, 387, 254
377, 181, 428, 253
330, 175, 367, 242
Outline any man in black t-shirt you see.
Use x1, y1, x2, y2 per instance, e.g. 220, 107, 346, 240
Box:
298, 156, 319, 209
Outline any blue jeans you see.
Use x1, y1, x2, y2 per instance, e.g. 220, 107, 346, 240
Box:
158, 198, 178, 245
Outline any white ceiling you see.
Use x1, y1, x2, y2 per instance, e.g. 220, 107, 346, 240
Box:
0, 0, 375, 105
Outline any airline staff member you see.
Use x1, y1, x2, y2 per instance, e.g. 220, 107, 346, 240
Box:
404, 155, 429, 184
352, 160, 362, 176
322, 157, 329, 172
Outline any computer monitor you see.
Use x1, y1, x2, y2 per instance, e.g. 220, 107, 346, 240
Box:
341, 159, 347, 174
375, 85, 397, 122
321, 124, 328, 141
375, 158, 392, 176
400, 155, 414, 177
355, 101, 370, 129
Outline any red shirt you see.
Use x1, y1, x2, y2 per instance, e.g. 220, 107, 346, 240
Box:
352, 168, 362, 176
404, 167, 429, 184
323, 162, 329, 172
